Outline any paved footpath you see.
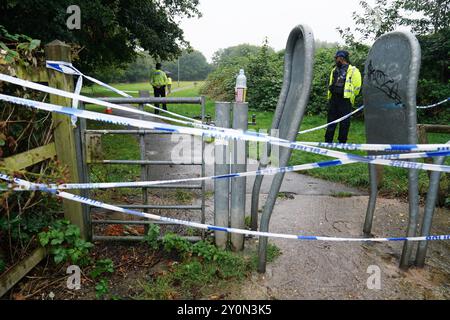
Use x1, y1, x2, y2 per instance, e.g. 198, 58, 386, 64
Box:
107, 108, 450, 299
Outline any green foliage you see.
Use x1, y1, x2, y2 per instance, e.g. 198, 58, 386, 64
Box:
174, 190, 194, 203
246, 40, 284, 111
143, 224, 160, 250
202, 40, 283, 111
76, 49, 212, 84
90, 259, 114, 279
0, 0, 201, 74
93, 53, 155, 84
142, 235, 282, 299
0, 25, 65, 269
202, 41, 367, 115
201, 55, 250, 101
331, 191, 354, 198
191, 240, 222, 261
339, 0, 449, 41
338, 0, 449, 123
307, 47, 335, 115
163, 50, 212, 81
0, 258, 5, 273
0, 25, 42, 66
418, 28, 450, 82
417, 79, 450, 123
38, 220, 93, 265
95, 279, 109, 299
212, 44, 263, 66
162, 233, 192, 256
0, 211, 55, 243
90, 259, 114, 299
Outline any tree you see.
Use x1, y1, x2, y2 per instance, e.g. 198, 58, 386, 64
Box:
338, 0, 450, 42
401, 0, 450, 35
211, 44, 265, 66
0, 0, 201, 74
337, 0, 449, 121
245, 40, 284, 111
202, 40, 283, 111
163, 50, 212, 81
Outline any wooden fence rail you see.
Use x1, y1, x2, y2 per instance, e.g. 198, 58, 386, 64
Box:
1, 40, 86, 298
0, 143, 57, 297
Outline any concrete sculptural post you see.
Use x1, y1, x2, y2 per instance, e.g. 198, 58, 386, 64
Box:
362, 30, 422, 269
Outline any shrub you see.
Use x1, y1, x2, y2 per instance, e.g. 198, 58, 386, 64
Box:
38, 220, 93, 265
143, 223, 160, 250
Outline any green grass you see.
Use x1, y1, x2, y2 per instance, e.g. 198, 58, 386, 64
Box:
139, 234, 281, 300
331, 191, 354, 198
82, 82, 207, 199
167, 86, 449, 198
81, 81, 202, 98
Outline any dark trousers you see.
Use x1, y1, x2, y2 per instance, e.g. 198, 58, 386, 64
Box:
153, 85, 166, 114
324, 95, 352, 143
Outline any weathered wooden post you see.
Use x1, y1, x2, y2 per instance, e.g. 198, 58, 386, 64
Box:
45, 40, 87, 239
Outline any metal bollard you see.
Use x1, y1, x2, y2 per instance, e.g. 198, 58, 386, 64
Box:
230, 102, 248, 251
214, 102, 231, 249
363, 163, 378, 236
415, 151, 448, 267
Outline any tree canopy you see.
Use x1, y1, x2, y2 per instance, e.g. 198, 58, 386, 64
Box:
337, 0, 449, 121
211, 44, 265, 66
338, 0, 450, 42
163, 50, 212, 81
0, 0, 201, 73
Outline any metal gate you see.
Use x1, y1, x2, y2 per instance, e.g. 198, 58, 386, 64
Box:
76, 94, 206, 242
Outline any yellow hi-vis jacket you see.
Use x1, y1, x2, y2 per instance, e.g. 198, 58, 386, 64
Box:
327, 64, 362, 105
150, 69, 168, 88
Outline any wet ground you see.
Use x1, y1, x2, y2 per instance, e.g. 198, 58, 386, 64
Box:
97, 107, 450, 300
232, 195, 450, 299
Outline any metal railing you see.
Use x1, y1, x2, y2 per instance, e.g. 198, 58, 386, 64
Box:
77, 93, 206, 242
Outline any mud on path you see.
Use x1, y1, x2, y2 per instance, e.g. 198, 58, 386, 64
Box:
227, 195, 450, 300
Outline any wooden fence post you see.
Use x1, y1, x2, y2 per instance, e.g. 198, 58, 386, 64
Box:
44, 40, 87, 239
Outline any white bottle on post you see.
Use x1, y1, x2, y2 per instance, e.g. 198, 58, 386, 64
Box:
235, 69, 247, 103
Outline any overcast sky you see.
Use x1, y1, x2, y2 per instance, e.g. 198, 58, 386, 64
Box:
179, 0, 362, 62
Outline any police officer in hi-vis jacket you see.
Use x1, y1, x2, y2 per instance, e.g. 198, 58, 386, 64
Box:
150, 63, 169, 114
325, 50, 362, 144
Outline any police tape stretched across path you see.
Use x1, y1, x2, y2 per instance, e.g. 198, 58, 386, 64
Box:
0, 92, 449, 174
0, 92, 448, 172
1, 174, 449, 243
1, 73, 449, 155
2, 145, 449, 191
44, 61, 450, 135
45, 60, 202, 124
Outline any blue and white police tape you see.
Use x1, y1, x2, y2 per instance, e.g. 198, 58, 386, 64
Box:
0, 73, 198, 128
2, 72, 449, 155
298, 105, 364, 134
46, 60, 450, 133
298, 141, 450, 152
298, 99, 448, 134
1, 175, 448, 243
416, 97, 450, 109
0, 72, 262, 138
1, 92, 449, 174
46, 60, 202, 124
2, 149, 449, 192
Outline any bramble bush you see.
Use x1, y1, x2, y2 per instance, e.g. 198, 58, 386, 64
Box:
1, 26, 68, 271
